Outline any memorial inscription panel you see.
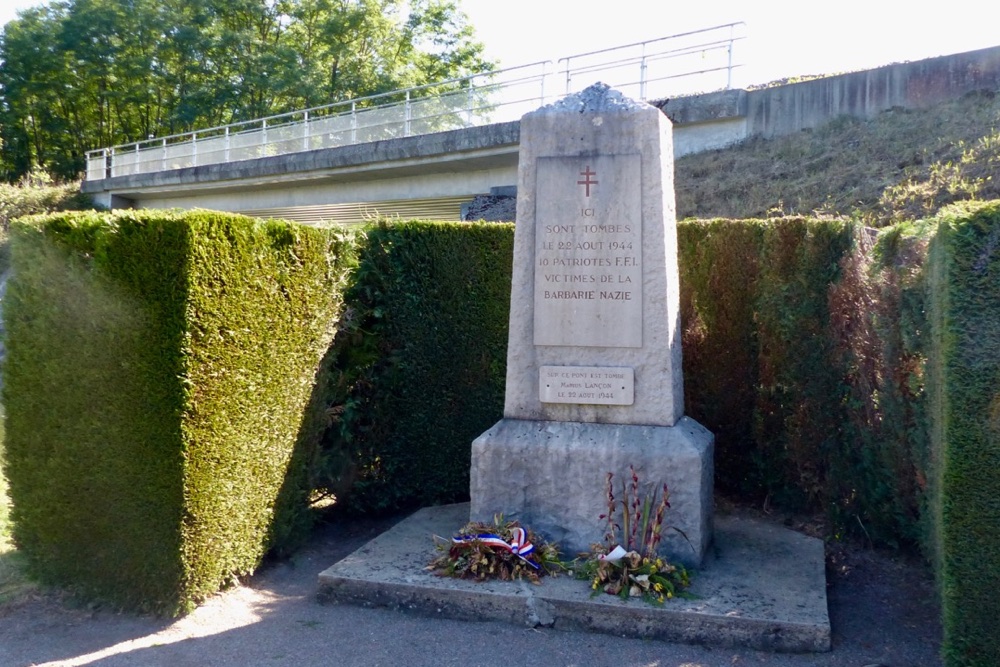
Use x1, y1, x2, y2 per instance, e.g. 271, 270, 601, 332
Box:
533, 154, 642, 348
539, 365, 634, 405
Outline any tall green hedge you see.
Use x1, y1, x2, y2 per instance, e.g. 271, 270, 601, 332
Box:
678, 209, 1000, 662
3, 210, 354, 613
0, 178, 93, 274
320, 217, 934, 547
7, 203, 999, 651
926, 201, 1000, 666
832, 221, 933, 547
753, 219, 854, 507
313, 213, 996, 663
677, 219, 765, 493
318, 220, 512, 513
679, 218, 860, 507
678, 217, 933, 546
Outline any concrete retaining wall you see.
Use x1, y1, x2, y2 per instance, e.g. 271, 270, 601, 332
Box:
661, 45, 1000, 155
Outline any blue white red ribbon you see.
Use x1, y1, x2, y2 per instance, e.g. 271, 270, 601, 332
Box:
452, 527, 539, 569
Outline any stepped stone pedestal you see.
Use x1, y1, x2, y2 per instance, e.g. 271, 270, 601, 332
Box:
472, 417, 712, 565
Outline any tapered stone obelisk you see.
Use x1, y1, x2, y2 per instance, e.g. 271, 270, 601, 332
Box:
470, 83, 713, 566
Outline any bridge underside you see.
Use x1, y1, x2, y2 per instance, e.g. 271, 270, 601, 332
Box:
83, 122, 522, 225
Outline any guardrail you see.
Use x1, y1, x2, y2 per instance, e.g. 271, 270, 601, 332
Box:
85, 62, 551, 181
85, 23, 745, 181
559, 23, 746, 100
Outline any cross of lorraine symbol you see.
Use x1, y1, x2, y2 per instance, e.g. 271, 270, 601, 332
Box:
577, 166, 598, 197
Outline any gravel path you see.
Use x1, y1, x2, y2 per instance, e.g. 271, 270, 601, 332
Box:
0, 511, 942, 667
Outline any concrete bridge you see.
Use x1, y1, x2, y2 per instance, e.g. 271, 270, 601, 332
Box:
81, 45, 1000, 224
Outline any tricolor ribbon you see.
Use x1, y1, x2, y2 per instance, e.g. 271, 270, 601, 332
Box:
452, 527, 539, 569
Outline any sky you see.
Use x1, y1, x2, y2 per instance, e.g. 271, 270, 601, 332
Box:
0, 0, 997, 89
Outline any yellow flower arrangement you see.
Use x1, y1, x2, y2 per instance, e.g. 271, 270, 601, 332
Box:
573, 466, 692, 605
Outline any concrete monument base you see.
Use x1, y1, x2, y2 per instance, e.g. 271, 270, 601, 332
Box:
318, 503, 831, 653
470, 416, 713, 567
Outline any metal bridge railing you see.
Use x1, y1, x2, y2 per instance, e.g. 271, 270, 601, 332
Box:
85, 23, 745, 181
558, 22, 746, 101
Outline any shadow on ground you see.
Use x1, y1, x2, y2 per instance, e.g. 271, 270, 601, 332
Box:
0, 508, 942, 667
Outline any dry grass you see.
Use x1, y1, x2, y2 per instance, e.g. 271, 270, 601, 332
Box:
675, 89, 1000, 226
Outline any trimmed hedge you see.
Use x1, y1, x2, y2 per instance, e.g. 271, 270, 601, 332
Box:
319, 217, 933, 547
316, 213, 995, 663
9, 205, 997, 658
752, 219, 854, 507
832, 221, 933, 547
0, 178, 93, 280
926, 201, 1000, 666
3, 210, 354, 613
318, 220, 512, 513
678, 217, 931, 545
677, 219, 765, 494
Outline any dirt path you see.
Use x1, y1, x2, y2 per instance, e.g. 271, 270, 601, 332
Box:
0, 511, 942, 667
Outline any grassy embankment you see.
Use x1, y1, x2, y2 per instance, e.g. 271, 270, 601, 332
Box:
676, 89, 1000, 226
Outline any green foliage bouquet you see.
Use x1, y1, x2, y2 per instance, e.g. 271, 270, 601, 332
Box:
575, 467, 691, 604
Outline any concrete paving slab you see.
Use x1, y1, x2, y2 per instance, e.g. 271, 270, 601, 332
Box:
318, 503, 830, 653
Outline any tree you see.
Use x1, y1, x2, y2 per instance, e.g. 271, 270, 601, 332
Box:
0, 0, 492, 181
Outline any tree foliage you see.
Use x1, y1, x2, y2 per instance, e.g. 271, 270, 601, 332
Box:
0, 0, 491, 181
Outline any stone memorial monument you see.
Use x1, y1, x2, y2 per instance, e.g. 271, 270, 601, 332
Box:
470, 83, 714, 567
